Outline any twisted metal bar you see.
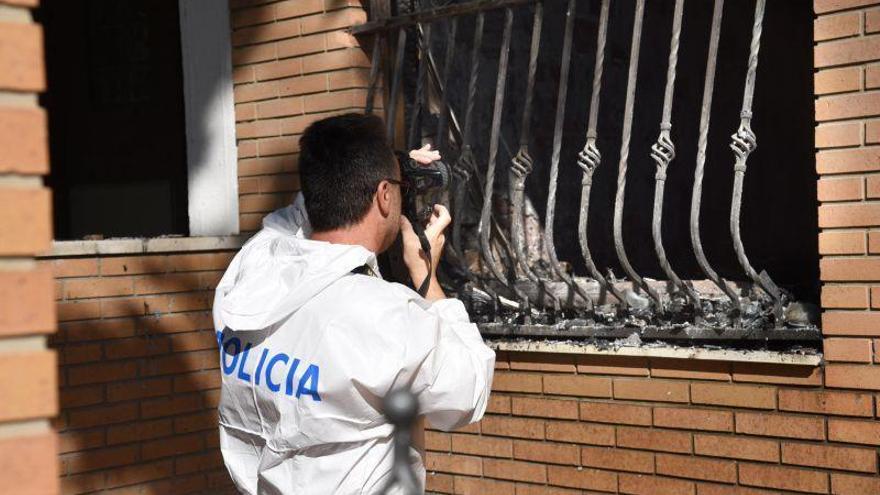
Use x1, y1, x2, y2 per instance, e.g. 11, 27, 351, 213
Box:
649, 0, 701, 308
408, 24, 432, 150
478, 7, 514, 286
611, 0, 662, 310
508, 3, 563, 309
690, 0, 740, 309
729, 0, 782, 312
577, 0, 627, 307
435, 18, 458, 151
365, 33, 382, 115
386, 28, 408, 145
451, 12, 484, 257
544, 0, 591, 306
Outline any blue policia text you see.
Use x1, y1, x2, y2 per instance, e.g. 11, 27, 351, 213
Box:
216, 330, 321, 401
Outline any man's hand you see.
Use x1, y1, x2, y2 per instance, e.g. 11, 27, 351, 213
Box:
400, 204, 451, 301
409, 143, 441, 165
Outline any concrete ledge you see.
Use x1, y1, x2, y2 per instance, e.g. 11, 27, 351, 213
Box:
41, 235, 249, 258
487, 339, 823, 366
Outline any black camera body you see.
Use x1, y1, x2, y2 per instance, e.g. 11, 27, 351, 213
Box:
395, 151, 450, 222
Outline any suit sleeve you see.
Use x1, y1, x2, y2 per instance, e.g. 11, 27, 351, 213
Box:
404, 297, 496, 431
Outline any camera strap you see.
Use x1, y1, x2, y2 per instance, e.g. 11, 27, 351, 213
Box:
410, 220, 432, 297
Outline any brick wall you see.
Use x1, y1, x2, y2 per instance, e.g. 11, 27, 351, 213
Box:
0, 0, 59, 494
230, 0, 372, 233
46, 252, 238, 494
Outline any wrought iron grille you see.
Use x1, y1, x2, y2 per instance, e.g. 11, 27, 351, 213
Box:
354, 0, 820, 347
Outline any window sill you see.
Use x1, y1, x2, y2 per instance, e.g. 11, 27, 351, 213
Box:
40, 235, 249, 258
487, 339, 822, 366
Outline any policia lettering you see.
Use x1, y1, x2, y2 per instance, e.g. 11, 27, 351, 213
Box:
217, 331, 321, 401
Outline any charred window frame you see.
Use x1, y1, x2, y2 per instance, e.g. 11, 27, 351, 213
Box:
358, 0, 819, 351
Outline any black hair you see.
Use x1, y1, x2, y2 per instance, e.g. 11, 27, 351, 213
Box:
298, 113, 396, 232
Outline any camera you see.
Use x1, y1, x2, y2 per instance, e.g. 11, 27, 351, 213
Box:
394, 150, 450, 222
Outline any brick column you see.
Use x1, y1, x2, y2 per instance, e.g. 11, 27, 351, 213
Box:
0, 0, 59, 493
815, 1, 880, 387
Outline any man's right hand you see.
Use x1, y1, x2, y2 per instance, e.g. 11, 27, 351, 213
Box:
400, 204, 451, 301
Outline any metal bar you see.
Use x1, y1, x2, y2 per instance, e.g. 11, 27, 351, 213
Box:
508, 3, 562, 310
478, 322, 821, 342
478, 7, 514, 286
407, 23, 431, 150
611, 0, 663, 309
649, 0, 701, 308
689, 0, 741, 309
365, 34, 383, 115
729, 0, 783, 313
351, 0, 537, 35
451, 12, 485, 257
577, 0, 626, 307
386, 28, 407, 145
544, 0, 591, 306
435, 18, 458, 151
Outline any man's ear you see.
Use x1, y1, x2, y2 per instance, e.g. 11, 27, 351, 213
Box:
376, 180, 392, 217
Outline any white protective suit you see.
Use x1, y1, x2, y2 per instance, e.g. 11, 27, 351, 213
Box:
213, 194, 495, 494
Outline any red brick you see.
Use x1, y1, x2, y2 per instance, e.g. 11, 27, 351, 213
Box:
778, 388, 874, 416
509, 352, 576, 373
613, 379, 689, 403
480, 416, 543, 440
426, 453, 482, 476
106, 376, 172, 402
815, 11, 862, 41
580, 446, 654, 474
231, 4, 275, 28
619, 474, 695, 495
175, 410, 218, 433
300, 8, 365, 35
690, 382, 775, 409
0, 22, 44, 91
59, 384, 103, 409
819, 177, 863, 201
0, 106, 47, 174
544, 420, 615, 446
511, 397, 578, 420
426, 473, 454, 493
828, 417, 880, 445
59, 429, 103, 454
513, 440, 578, 465
0, 431, 57, 494
426, 431, 451, 452
274, 0, 324, 20
815, 66, 862, 95
57, 300, 101, 322
831, 472, 880, 495
782, 442, 877, 472
815, 0, 880, 14
174, 370, 222, 393
0, 188, 51, 255
820, 231, 866, 255
869, 120, 880, 144
275, 32, 326, 59
453, 476, 515, 495
63, 445, 139, 475
68, 360, 138, 386
576, 355, 649, 376
735, 411, 825, 440
654, 407, 733, 432
62, 342, 102, 365
0, 269, 54, 335
825, 337, 874, 362
512, 483, 582, 495
816, 122, 862, 149
450, 434, 512, 458
328, 67, 372, 91
738, 463, 829, 494
175, 451, 224, 475
302, 47, 370, 74
693, 433, 778, 462
492, 372, 542, 393
238, 155, 298, 176
826, 363, 880, 389
823, 285, 869, 308
655, 453, 736, 483
730, 362, 822, 386
0, 350, 55, 421
824, 311, 880, 337
233, 19, 301, 46
107, 419, 173, 445
103, 336, 170, 360
868, 7, 880, 32
68, 402, 138, 429
580, 401, 652, 426
546, 465, 618, 493
141, 394, 203, 419
142, 433, 204, 460
648, 358, 730, 381
817, 147, 880, 174
615, 426, 692, 455
104, 460, 174, 489
816, 35, 880, 69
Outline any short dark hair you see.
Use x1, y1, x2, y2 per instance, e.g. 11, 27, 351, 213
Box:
298, 113, 396, 232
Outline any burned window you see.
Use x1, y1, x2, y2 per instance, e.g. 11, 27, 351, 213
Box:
39, 0, 189, 240
361, 0, 819, 348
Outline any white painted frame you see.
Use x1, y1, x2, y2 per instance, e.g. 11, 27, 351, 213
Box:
178, 0, 239, 236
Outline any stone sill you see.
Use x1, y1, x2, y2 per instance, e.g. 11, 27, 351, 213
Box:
487, 339, 822, 366
40, 235, 249, 258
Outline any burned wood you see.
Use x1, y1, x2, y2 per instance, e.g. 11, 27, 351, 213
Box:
351, 0, 538, 36
385, 28, 407, 145
407, 24, 431, 150
365, 33, 383, 115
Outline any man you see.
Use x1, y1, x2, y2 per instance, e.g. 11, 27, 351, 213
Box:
213, 113, 495, 494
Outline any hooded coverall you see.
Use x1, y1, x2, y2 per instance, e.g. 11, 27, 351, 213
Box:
213, 194, 496, 494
